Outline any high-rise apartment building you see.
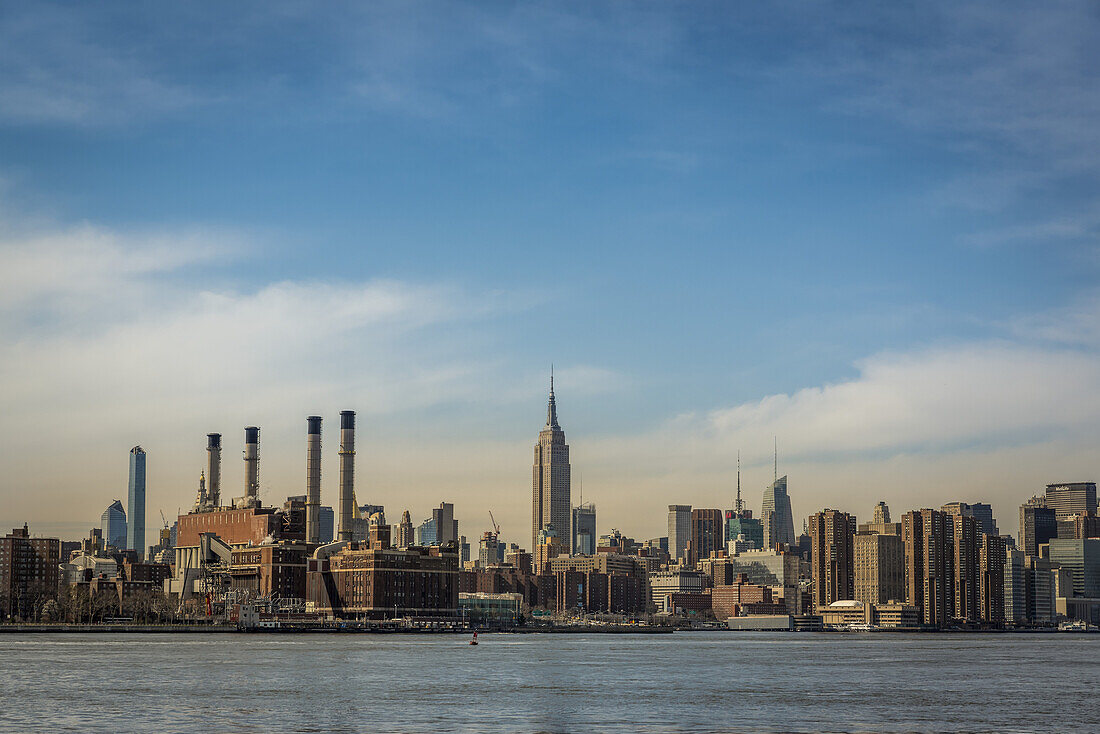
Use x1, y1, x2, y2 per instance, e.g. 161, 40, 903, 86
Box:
479, 531, 500, 568
690, 509, 724, 565
126, 446, 146, 557
941, 501, 999, 537
1044, 482, 1098, 521
668, 505, 692, 563
534, 523, 564, 574
533, 376, 571, 553
101, 500, 127, 550
808, 509, 855, 610
762, 476, 795, 549
1019, 497, 1057, 556
952, 513, 980, 623
979, 533, 1006, 626
854, 531, 904, 605
0, 525, 61, 620
572, 503, 596, 556
903, 509, 951, 627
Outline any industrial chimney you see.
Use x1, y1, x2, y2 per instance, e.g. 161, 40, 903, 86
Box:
306, 416, 322, 544
206, 433, 222, 508
337, 411, 356, 542
244, 426, 260, 507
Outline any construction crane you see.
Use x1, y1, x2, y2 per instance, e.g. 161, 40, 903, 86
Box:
160, 509, 169, 529
488, 510, 501, 537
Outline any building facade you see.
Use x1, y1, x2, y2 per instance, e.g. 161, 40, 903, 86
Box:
1019, 496, 1057, 557
1, 525, 62, 620
532, 376, 571, 553
903, 509, 951, 627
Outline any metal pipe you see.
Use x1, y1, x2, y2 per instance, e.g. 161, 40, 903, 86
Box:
338, 411, 356, 542
306, 416, 322, 544
206, 433, 221, 508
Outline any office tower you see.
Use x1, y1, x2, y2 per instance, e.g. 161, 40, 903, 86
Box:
1061, 511, 1100, 540
854, 531, 904, 605
809, 509, 856, 609
126, 446, 146, 556
1044, 482, 1098, 520
980, 533, 1006, 626
1045, 538, 1100, 598
1019, 496, 1057, 556
690, 509, 724, 565
416, 517, 437, 546
941, 502, 999, 537
459, 536, 470, 565
873, 501, 890, 524
305, 416, 322, 544
572, 503, 596, 556
395, 510, 415, 548
952, 514, 980, 622
433, 502, 458, 546
668, 505, 692, 563
319, 506, 335, 544
1004, 549, 1057, 625
725, 511, 764, 550
762, 476, 796, 549
100, 500, 127, 550
533, 374, 571, 553
903, 509, 951, 627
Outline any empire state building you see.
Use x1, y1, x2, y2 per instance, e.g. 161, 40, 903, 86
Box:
532, 374, 571, 553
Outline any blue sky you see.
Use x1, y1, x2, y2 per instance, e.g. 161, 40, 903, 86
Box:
2, 1, 1099, 543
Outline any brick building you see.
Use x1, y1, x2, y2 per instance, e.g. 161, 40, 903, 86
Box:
1, 525, 61, 620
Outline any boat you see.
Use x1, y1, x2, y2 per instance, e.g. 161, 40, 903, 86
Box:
469, 631, 479, 646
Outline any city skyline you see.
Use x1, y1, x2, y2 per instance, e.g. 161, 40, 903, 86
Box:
3, 2, 1100, 545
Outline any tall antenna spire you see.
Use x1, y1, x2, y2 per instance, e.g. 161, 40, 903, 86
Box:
546, 365, 559, 427
773, 436, 778, 483
735, 450, 743, 513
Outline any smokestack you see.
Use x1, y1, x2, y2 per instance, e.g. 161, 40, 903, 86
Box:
244, 426, 260, 507
206, 433, 221, 508
338, 410, 356, 542
306, 416, 322, 544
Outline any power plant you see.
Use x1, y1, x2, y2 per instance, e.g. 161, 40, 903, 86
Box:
206, 433, 221, 509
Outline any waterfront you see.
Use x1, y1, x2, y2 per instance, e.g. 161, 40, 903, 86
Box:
2, 632, 1097, 733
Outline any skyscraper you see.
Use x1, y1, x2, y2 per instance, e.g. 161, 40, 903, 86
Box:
903, 509, 951, 627
979, 533, 1006, 626
395, 510, 415, 548
532, 374, 571, 553
433, 502, 458, 546
809, 509, 856, 609
1044, 482, 1098, 521
667, 505, 692, 563
941, 501, 999, 537
101, 500, 127, 550
952, 513, 980, 623
762, 476, 796, 549
126, 446, 146, 556
572, 503, 596, 556
690, 509, 724, 565
1019, 496, 1057, 556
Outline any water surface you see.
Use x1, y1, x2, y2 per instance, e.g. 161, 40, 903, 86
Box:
1, 631, 1096, 732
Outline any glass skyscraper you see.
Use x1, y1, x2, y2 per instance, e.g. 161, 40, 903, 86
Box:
761, 475, 796, 549
101, 499, 127, 550
126, 445, 146, 556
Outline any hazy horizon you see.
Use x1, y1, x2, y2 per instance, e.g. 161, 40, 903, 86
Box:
2, 1, 1099, 546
